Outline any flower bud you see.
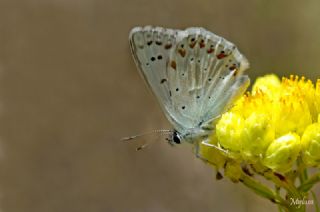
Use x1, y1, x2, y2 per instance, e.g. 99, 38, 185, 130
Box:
262, 133, 301, 173
301, 121, 320, 167
216, 112, 244, 154
241, 113, 275, 162
252, 74, 281, 98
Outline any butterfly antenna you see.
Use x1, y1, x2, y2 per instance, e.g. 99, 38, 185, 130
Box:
136, 143, 148, 151
120, 129, 173, 142
121, 129, 173, 151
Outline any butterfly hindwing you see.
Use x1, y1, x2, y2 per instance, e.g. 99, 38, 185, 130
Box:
165, 27, 250, 130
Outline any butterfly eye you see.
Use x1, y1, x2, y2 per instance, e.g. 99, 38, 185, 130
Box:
172, 131, 181, 144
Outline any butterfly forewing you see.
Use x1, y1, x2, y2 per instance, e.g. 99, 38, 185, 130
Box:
129, 27, 185, 131
129, 26, 249, 135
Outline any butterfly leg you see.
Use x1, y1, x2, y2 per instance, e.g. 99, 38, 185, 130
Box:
194, 140, 224, 180
193, 140, 220, 166
201, 139, 228, 154
165, 137, 175, 146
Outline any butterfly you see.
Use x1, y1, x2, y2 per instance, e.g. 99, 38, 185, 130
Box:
127, 26, 250, 158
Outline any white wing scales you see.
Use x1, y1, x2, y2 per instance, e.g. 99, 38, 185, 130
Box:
129, 27, 185, 131
129, 27, 172, 107
129, 26, 249, 135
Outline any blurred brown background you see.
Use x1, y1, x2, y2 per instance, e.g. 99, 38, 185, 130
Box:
0, 0, 319, 212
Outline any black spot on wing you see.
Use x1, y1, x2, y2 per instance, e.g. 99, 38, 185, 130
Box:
161, 79, 167, 84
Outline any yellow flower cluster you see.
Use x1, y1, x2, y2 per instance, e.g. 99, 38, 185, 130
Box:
201, 74, 320, 173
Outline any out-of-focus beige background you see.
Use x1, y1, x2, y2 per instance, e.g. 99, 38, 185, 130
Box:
0, 0, 319, 212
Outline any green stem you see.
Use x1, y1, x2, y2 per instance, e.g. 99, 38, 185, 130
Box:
275, 186, 284, 212
240, 172, 288, 208
297, 158, 308, 185
264, 171, 302, 199
298, 173, 320, 192
252, 169, 306, 211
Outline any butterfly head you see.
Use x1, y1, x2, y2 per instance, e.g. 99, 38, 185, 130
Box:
170, 126, 211, 145
171, 130, 182, 144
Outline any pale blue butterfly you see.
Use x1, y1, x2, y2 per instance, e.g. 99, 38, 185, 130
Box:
126, 26, 249, 158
